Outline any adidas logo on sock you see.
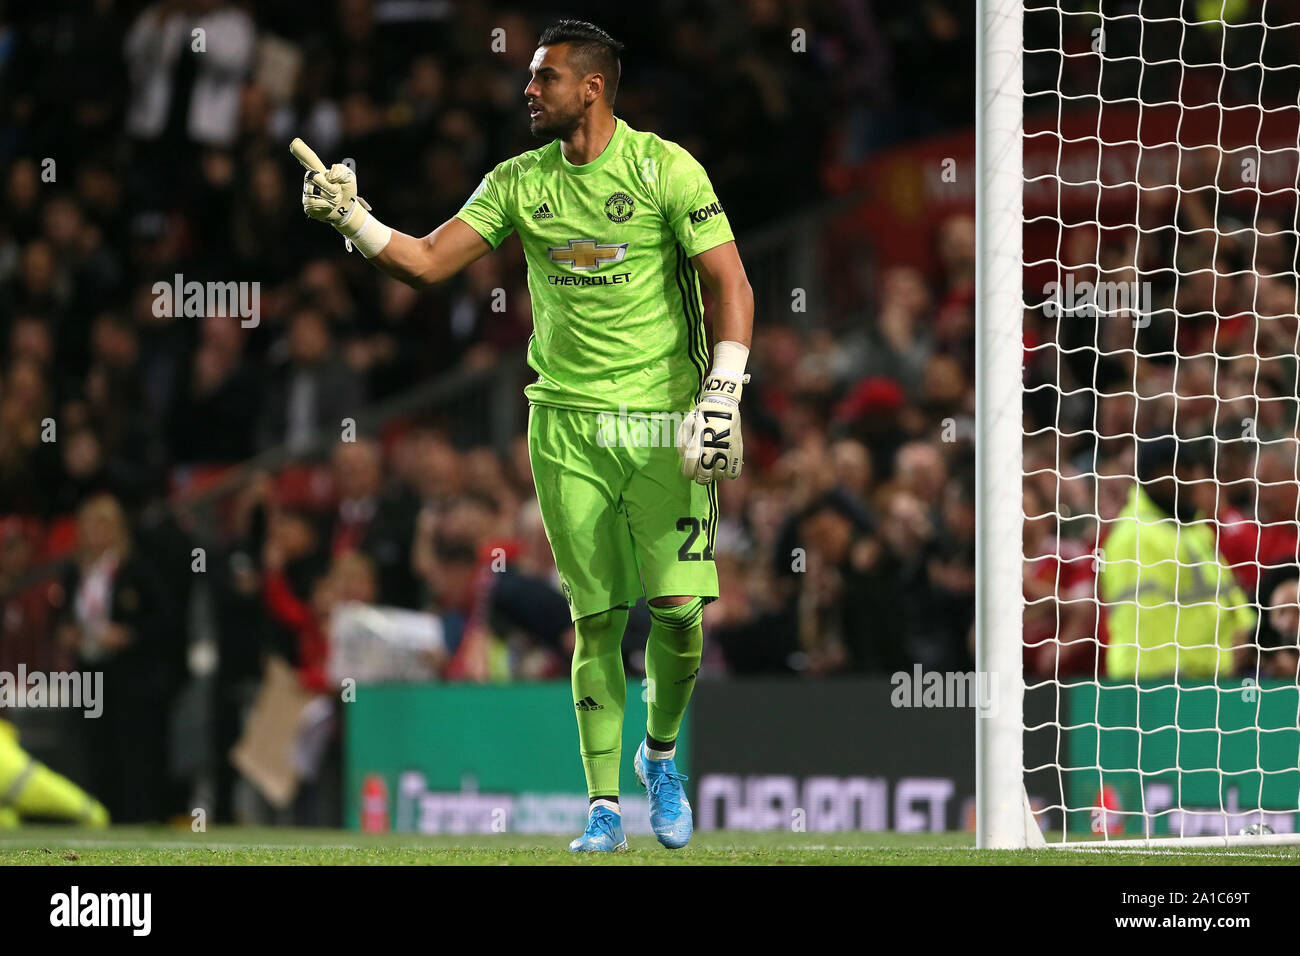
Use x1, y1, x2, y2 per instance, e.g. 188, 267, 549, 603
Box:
575, 696, 604, 711
532, 202, 554, 220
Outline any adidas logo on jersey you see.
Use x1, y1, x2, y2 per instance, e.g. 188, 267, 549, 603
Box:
532, 202, 554, 220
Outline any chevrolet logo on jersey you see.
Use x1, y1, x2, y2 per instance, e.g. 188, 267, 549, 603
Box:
548, 239, 629, 271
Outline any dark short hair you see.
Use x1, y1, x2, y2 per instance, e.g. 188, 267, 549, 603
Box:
537, 19, 624, 105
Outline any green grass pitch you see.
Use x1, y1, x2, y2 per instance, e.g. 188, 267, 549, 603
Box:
2, 827, 1299, 865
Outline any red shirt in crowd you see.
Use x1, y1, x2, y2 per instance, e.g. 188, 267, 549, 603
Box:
1215, 505, 1300, 593
263, 569, 329, 693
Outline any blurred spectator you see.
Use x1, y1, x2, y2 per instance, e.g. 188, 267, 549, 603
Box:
327, 438, 419, 608
167, 314, 261, 463
0, 517, 61, 675
797, 493, 889, 674
52, 494, 171, 823
1022, 482, 1100, 679
1259, 566, 1300, 680
258, 305, 364, 455
1216, 441, 1300, 593
125, 0, 255, 207
1099, 437, 1256, 680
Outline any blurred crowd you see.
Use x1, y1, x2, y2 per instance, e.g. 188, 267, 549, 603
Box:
1019, 3, 1300, 686
1022, 218, 1300, 684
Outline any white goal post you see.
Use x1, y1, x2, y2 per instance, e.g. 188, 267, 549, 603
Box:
976, 0, 1030, 849
977, 0, 1300, 849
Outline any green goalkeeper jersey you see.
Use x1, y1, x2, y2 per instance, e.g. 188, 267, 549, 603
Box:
455, 118, 734, 413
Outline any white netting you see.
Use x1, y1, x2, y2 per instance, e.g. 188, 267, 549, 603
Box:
1021, 0, 1300, 842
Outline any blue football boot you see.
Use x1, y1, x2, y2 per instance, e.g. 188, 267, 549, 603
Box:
568, 804, 629, 853
634, 741, 693, 849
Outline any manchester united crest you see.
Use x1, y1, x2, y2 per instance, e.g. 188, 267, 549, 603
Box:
604, 191, 634, 223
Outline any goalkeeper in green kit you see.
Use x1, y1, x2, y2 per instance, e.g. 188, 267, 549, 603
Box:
294, 20, 753, 851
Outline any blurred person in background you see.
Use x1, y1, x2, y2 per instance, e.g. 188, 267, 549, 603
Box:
1099, 436, 1255, 681
207, 473, 277, 824
124, 0, 255, 207
327, 438, 419, 608
829, 438, 874, 507
0, 356, 60, 514
262, 511, 333, 695
797, 493, 896, 674
0, 718, 109, 829
1022, 483, 1100, 678
167, 313, 261, 464
51, 494, 171, 823
894, 439, 948, 524
861, 265, 934, 397
1215, 441, 1300, 595
929, 468, 977, 660
262, 541, 378, 826
708, 537, 799, 675
868, 483, 960, 671
43, 427, 113, 519
1258, 566, 1300, 680
231, 154, 301, 281
418, 535, 481, 677
258, 305, 365, 455
0, 518, 60, 675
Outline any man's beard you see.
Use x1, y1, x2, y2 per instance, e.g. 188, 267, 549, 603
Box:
530, 107, 581, 140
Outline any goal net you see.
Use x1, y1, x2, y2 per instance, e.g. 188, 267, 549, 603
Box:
978, 0, 1300, 847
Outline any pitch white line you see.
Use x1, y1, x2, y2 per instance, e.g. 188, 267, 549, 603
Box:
1050, 846, 1293, 859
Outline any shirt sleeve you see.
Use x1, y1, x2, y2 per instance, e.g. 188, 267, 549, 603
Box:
1099, 525, 1139, 679
1220, 570, 1257, 643
455, 163, 515, 249
659, 145, 734, 258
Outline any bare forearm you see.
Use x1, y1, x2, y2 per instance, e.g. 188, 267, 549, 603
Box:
692, 241, 753, 351
371, 230, 440, 287
710, 276, 754, 349
360, 217, 489, 289
370, 219, 487, 288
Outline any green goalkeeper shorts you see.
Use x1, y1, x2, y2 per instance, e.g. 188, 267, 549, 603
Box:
527, 403, 719, 621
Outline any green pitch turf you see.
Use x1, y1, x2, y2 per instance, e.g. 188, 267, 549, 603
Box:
2, 827, 1299, 865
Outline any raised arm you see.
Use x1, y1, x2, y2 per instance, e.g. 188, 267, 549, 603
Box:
372, 217, 492, 288
292, 138, 492, 288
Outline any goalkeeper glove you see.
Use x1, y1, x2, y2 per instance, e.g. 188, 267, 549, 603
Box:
294, 139, 391, 258
678, 341, 750, 484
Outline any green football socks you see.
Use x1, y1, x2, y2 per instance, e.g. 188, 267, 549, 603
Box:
644, 598, 704, 747
571, 607, 628, 799
571, 598, 705, 798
